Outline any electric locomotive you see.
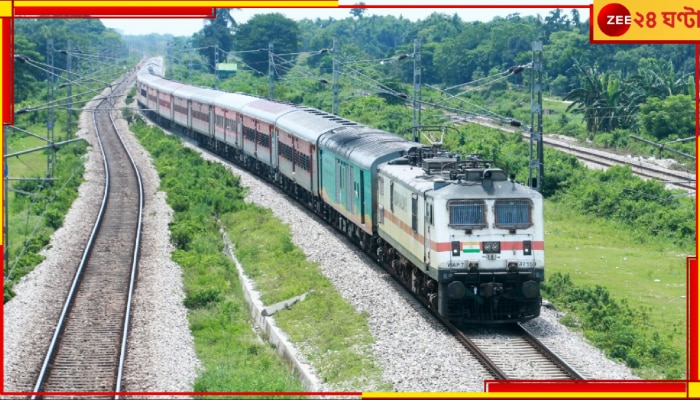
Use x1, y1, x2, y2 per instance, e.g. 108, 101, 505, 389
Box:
376, 149, 544, 324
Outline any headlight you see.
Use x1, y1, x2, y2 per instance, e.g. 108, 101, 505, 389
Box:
482, 241, 500, 254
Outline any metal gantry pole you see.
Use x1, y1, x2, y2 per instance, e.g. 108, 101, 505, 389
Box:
332, 37, 339, 115
214, 45, 219, 90
268, 42, 274, 99
528, 40, 544, 191
412, 39, 422, 143
46, 39, 55, 180
66, 40, 72, 139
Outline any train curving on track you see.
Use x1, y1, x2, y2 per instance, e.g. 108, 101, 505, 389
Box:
136, 57, 545, 325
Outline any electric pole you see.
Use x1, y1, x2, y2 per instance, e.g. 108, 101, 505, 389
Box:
412, 39, 422, 143
528, 40, 544, 192
66, 40, 72, 139
214, 45, 219, 90
46, 39, 55, 180
332, 37, 339, 115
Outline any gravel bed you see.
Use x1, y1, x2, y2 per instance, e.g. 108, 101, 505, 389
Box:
522, 306, 639, 380
4, 78, 639, 394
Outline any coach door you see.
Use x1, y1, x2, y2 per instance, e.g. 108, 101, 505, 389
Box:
271, 127, 278, 169
187, 100, 192, 130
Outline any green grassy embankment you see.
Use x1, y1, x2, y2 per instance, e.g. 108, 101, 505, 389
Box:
544, 199, 689, 379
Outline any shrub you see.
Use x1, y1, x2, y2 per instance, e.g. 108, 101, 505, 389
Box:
184, 287, 223, 309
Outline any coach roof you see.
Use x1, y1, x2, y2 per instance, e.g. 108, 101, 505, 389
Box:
275, 107, 358, 143
212, 92, 259, 112
319, 126, 418, 170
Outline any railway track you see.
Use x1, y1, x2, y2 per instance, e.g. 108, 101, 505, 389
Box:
388, 270, 586, 381
461, 323, 585, 380
31, 74, 144, 398
528, 132, 696, 192
449, 114, 696, 192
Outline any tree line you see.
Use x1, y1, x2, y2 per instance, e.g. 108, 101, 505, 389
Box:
184, 9, 695, 144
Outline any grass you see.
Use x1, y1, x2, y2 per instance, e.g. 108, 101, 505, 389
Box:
222, 207, 390, 391
4, 131, 87, 301
130, 121, 306, 393
6, 134, 51, 178
544, 199, 689, 377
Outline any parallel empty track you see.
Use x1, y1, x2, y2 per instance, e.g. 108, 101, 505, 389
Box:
449, 114, 696, 192
32, 75, 144, 398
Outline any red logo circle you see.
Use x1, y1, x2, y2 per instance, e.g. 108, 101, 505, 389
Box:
597, 3, 632, 37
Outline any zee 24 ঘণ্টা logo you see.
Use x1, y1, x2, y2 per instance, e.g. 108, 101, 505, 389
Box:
597, 3, 633, 37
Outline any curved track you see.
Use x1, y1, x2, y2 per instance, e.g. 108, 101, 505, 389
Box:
31, 75, 144, 398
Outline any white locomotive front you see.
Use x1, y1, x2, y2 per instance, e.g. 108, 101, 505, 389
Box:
376, 150, 544, 324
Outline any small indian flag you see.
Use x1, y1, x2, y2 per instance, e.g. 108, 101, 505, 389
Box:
462, 242, 480, 253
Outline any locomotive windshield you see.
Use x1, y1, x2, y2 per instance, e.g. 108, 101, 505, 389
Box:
448, 200, 486, 229
494, 199, 532, 229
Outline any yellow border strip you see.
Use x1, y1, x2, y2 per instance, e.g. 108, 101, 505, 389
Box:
14, 1, 338, 7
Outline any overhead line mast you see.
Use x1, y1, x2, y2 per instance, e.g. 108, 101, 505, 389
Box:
528, 40, 544, 192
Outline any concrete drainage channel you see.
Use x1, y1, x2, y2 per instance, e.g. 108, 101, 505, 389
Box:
219, 226, 323, 392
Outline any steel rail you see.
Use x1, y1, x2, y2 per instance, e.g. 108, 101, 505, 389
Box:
517, 323, 587, 380
113, 74, 145, 399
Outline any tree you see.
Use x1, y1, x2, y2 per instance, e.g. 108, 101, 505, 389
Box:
195, 8, 237, 72
350, 3, 367, 19
565, 59, 647, 134
234, 13, 300, 78
639, 95, 695, 140
14, 35, 44, 102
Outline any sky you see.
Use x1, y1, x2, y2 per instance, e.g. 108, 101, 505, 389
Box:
100, 2, 591, 37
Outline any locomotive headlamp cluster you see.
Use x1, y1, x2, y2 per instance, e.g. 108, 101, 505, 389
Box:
482, 241, 500, 254
467, 261, 479, 271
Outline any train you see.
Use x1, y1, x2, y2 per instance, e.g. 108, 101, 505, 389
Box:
135, 56, 545, 324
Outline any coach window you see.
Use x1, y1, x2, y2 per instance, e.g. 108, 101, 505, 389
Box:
411, 194, 418, 232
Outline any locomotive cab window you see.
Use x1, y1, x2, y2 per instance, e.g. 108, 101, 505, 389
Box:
494, 199, 532, 229
448, 200, 486, 229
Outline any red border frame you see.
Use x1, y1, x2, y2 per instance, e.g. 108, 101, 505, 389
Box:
2, 3, 697, 399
